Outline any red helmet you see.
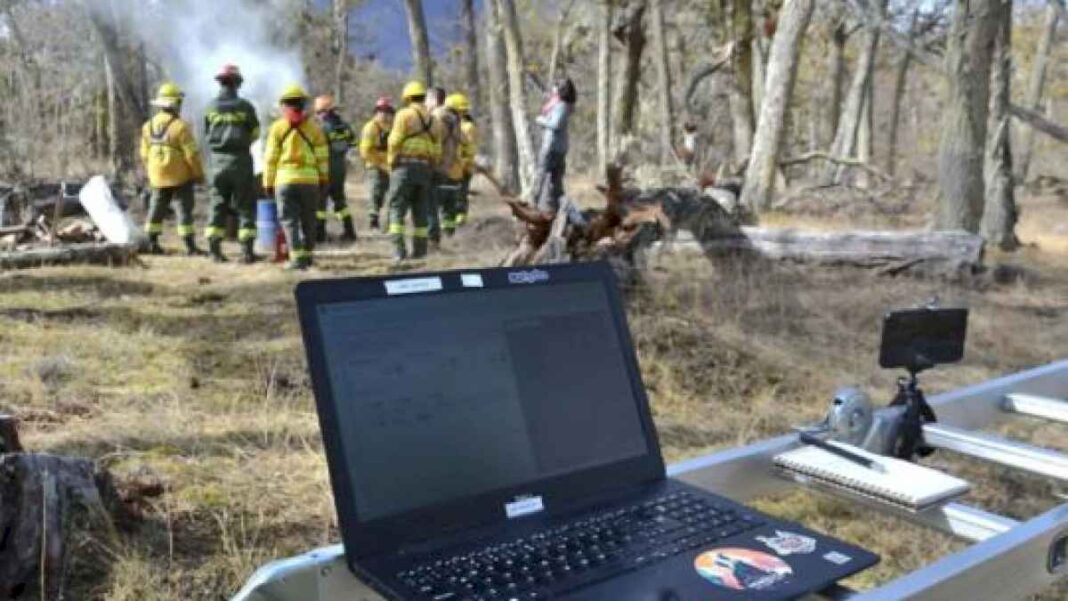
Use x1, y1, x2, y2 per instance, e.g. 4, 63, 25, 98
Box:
215, 64, 243, 83
374, 96, 394, 112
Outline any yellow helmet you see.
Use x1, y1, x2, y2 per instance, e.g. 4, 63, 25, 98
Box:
314, 95, 336, 113
402, 80, 427, 101
152, 82, 184, 108
279, 84, 309, 103
445, 93, 470, 113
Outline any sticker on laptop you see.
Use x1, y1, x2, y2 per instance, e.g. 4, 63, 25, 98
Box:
384, 277, 443, 295
755, 530, 816, 556
695, 548, 793, 592
823, 551, 853, 565
460, 273, 484, 288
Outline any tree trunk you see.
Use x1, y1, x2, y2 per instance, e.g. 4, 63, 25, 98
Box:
496, 0, 537, 197
739, 0, 816, 213
886, 11, 918, 177
821, 0, 886, 185
547, 1, 577, 85
982, 0, 1018, 250
856, 77, 874, 188
486, 0, 520, 193
402, 0, 433, 86
332, 0, 350, 103
87, 0, 139, 180
729, 0, 755, 165
597, 0, 614, 172
460, 0, 483, 111
1016, 4, 1059, 182
823, 16, 847, 147
650, 0, 676, 164
613, 1, 647, 146
937, 0, 999, 232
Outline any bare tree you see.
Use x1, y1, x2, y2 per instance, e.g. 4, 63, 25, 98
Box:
496, 0, 537, 196
981, 0, 1017, 249
821, 0, 886, 185
597, 0, 614, 172
332, 0, 349, 103
1016, 3, 1060, 182
729, 0, 755, 165
402, 0, 432, 86
937, 0, 999, 232
613, 1, 647, 145
459, 0, 482, 109
546, 0, 578, 85
886, 10, 919, 177
740, 0, 816, 212
485, 0, 519, 193
821, 12, 847, 148
650, 0, 676, 163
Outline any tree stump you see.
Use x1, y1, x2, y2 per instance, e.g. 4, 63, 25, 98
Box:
0, 453, 126, 600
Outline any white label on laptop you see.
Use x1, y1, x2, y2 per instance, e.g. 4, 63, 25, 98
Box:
823, 551, 852, 565
461, 273, 484, 288
505, 495, 544, 519
384, 277, 443, 296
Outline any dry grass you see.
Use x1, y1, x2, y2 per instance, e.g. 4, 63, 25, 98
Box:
1, 179, 1066, 599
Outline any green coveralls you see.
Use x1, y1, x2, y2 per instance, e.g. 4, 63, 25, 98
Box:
147, 183, 196, 237
203, 89, 260, 243
278, 183, 320, 260
319, 114, 357, 222
368, 167, 390, 224
387, 162, 433, 259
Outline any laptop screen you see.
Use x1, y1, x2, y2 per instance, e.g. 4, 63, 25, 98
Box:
315, 280, 649, 522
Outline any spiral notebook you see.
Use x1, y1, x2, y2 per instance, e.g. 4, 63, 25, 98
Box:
774, 441, 971, 511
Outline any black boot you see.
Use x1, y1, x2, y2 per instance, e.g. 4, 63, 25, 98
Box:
241, 238, 258, 264
369, 214, 380, 231
184, 235, 206, 257
412, 238, 429, 259
208, 238, 228, 262
341, 216, 357, 242
316, 219, 327, 243
148, 233, 164, 255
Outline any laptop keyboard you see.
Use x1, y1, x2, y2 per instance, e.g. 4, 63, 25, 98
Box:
395, 490, 767, 600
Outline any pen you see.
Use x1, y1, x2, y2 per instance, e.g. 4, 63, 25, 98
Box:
798, 431, 887, 474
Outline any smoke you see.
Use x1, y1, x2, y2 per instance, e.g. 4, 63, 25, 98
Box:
117, 0, 307, 170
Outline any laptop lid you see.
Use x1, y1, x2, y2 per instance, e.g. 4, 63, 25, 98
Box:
295, 262, 666, 559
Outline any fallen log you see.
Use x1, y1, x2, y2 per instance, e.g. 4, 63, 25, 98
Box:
653, 227, 985, 275
0, 242, 137, 270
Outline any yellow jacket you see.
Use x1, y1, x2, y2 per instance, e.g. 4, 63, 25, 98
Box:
434, 107, 465, 181
460, 120, 479, 177
387, 103, 442, 168
140, 112, 204, 188
359, 118, 390, 171
263, 118, 329, 188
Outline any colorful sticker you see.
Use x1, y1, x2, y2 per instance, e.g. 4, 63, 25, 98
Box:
755, 530, 817, 556
695, 548, 793, 591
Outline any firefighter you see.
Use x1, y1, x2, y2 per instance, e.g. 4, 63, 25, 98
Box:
262, 84, 329, 270
431, 93, 468, 240
141, 82, 206, 256
203, 64, 261, 263
385, 81, 442, 261
360, 97, 394, 231
424, 87, 461, 248
456, 95, 478, 226
313, 95, 358, 243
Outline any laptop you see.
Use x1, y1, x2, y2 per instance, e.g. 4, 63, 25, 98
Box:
295, 262, 878, 601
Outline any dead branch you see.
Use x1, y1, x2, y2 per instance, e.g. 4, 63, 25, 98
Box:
0, 242, 137, 270
780, 151, 894, 182
1009, 104, 1068, 144
683, 44, 733, 111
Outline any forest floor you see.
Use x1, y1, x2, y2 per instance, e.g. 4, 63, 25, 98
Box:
2, 173, 1067, 600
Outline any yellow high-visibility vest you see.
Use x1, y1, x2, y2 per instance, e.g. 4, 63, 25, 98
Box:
387, 104, 440, 168
360, 119, 390, 171
460, 120, 479, 177
262, 118, 329, 188
140, 112, 204, 188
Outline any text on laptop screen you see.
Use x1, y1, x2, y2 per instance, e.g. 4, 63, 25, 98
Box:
316, 281, 649, 522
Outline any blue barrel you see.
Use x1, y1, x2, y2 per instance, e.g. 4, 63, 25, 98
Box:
255, 199, 278, 254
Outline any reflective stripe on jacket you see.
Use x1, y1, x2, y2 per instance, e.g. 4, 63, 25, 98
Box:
360, 119, 390, 171
262, 118, 329, 188
460, 120, 479, 177
140, 112, 204, 188
387, 104, 441, 168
